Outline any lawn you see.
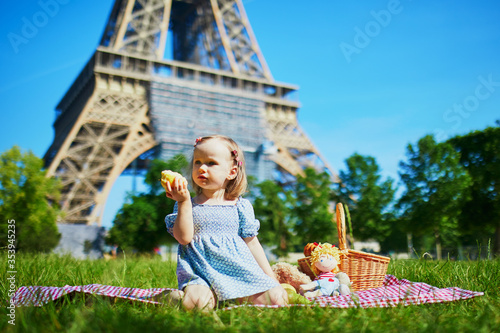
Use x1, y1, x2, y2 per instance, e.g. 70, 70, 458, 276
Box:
1, 253, 499, 333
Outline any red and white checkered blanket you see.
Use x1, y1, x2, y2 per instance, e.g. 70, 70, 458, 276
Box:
11, 275, 483, 309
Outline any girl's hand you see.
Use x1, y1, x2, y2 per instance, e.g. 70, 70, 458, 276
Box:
164, 173, 190, 202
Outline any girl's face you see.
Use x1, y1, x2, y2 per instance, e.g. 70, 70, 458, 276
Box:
192, 139, 237, 192
314, 254, 338, 273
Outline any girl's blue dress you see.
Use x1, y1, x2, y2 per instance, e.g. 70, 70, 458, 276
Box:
165, 197, 278, 301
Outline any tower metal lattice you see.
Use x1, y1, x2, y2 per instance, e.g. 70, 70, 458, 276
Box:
44, 0, 335, 225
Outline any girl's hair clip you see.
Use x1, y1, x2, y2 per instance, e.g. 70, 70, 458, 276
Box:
232, 150, 243, 166
194, 137, 203, 147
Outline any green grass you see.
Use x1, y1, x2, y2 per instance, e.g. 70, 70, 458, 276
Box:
1, 253, 499, 333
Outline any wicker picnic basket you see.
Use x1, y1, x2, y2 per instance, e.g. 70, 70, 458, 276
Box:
297, 203, 390, 291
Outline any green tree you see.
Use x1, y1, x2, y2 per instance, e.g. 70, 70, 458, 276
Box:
252, 180, 296, 257
397, 135, 472, 259
107, 193, 169, 253
0, 146, 61, 252
106, 155, 188, 252
336, 153, 397, 248
293, 167, 337, 246
449, 126, 500, 255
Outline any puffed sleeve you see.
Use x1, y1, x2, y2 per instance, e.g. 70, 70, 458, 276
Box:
237, 197, 260, 238
165, 202, 178, 236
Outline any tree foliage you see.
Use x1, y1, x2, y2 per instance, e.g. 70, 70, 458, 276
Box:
397, 135, 472, 256
0, 146, 61, 252
106, 155, 188, 252
293, 168, 337, 246
449, 126, 500, 254
336, 153, 396, 246
252, 180, 296, 257
107, 193, 170, 253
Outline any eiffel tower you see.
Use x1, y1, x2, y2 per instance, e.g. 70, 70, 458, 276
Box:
44, 0, 335, 227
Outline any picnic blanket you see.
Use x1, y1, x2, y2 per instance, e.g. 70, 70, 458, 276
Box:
11, 275, 483, 310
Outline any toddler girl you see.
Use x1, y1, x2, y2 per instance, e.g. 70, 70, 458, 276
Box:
164, 135, 287, 310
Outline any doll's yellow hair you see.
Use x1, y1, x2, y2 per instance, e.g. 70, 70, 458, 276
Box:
310, 242, 342, 275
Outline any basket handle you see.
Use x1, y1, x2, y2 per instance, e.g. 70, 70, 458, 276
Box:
336, 203, 348, 251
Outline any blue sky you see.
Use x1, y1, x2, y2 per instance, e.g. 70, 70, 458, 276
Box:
1, 0, 499, 229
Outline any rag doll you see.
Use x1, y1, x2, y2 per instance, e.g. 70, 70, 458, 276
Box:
299, 243, 351, 297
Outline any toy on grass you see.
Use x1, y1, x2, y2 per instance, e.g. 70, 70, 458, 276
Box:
271, 262, 314, 304
299, 242, 351, 297
272, 262, 312, 292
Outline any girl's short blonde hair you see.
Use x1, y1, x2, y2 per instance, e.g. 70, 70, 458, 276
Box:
310, 242, 342, 275
191, 135, 247, 200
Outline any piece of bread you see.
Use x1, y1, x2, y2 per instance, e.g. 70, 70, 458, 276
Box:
160, 170, 176, 190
